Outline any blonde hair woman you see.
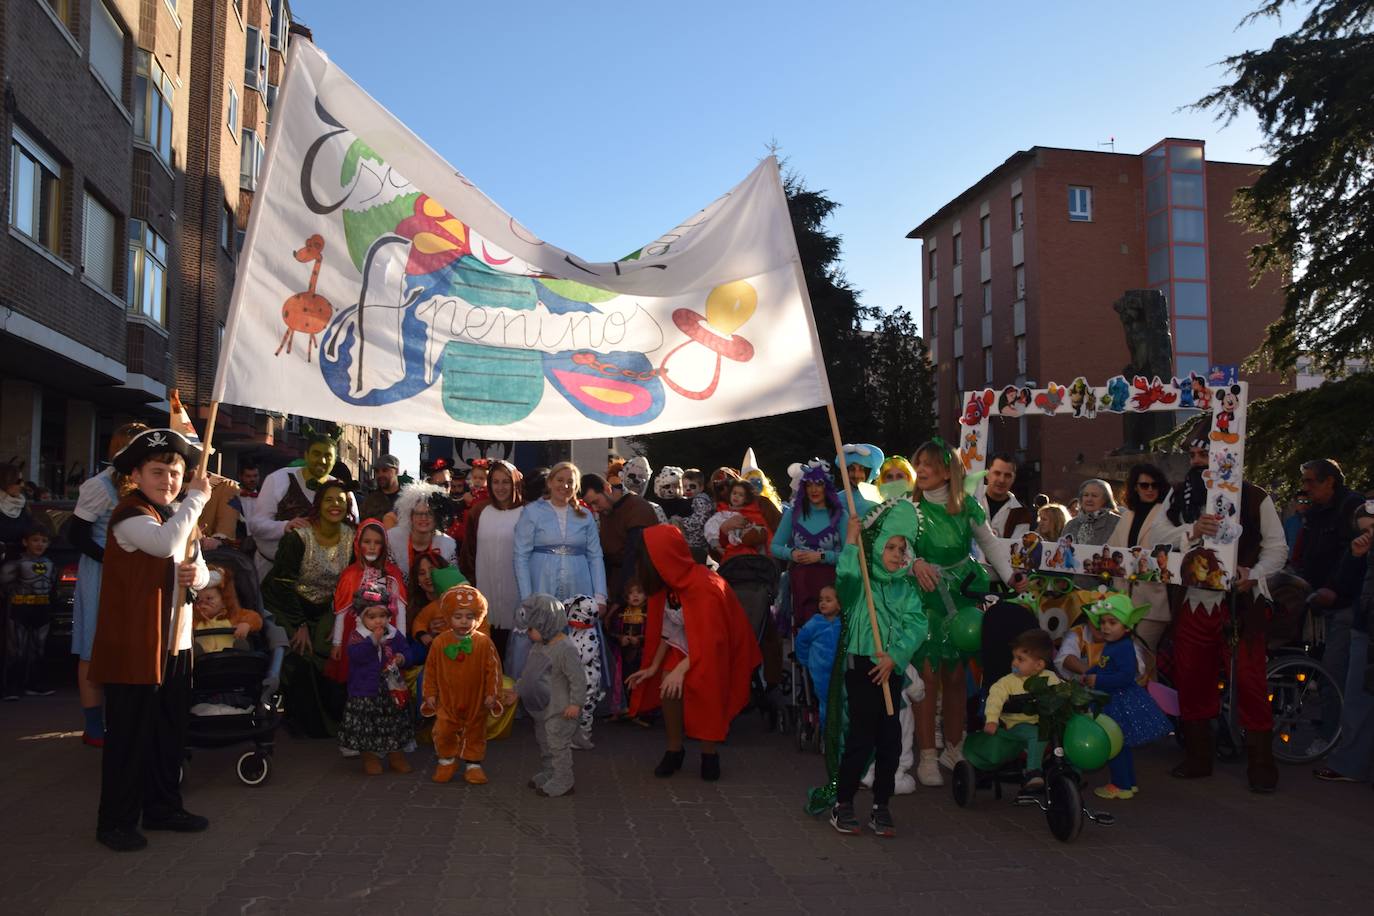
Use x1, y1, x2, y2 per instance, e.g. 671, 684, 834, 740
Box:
509, 461, 606, 677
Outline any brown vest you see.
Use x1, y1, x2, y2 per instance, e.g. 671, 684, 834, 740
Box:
88, 494, 179, 685
1237, 482, 1266, 569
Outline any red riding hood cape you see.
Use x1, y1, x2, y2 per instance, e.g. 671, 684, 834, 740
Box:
629, 524, 761, 742
326, 518, 407, 683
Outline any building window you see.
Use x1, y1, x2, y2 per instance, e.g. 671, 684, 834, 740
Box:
270, 0, 292, 50
1068, 186, 1092, 221
134, 52, 174, 166
43, 0, 74, 31
10, 128, 63, 254
266, 83, 279, 131
927, 247, 938, 279
952, 232, 962, 265
221, 205, 233, 252
227, 85, 239, 136
955, 357, 965, 391
1019, 416, 1028, 450
90, 2, 126, 101
954, 294, 963, 328
1014, 265, 1026, 301
1015, 335, 1028, 375
1012, 194, 1024, 231
982, 281, 992, 315
82, 191, 119, 293
245, 27, 268, 91
240, 129, 265, 190
929, 305, 938, 336
127, 220, 168, 324
983, 346, 994, 384
980, 214, 991, 249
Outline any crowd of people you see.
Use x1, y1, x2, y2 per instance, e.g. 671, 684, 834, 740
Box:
1, 416, 1371, 851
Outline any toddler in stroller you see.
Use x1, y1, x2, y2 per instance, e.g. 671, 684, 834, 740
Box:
716, 551, 783, 721
186, 548, 289, 786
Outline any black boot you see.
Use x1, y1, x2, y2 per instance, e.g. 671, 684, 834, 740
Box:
1246, 730, 1279, 794
654, 749, 685, 777
1170, 720, 1214, 779
701, 752, 721, 782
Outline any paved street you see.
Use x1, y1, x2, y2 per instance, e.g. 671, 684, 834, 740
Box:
2, 686, 1373, 916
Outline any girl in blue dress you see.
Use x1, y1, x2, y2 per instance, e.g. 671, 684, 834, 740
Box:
1081, 591, 1171, 800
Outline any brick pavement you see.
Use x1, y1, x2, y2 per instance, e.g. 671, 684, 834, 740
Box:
2, 688, 1372, 915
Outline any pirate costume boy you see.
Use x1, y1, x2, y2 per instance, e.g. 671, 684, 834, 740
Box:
89, 429, 212, 851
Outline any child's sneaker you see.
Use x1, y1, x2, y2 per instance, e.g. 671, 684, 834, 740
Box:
829, 803, 862, 835
868, 806, 896, 838
432, 761, 458, 784
1022, 770, 1045, 791
1093, 783, 1136, 800
916, 750, 943, 787
463, 764, 488, 785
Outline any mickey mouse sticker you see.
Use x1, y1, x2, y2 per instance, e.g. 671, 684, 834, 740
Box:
1210, 384, 1242, 444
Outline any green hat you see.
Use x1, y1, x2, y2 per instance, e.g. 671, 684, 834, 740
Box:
429, 566, 468, 596
861, 497, 919, 579
1080, 589, 1150, 630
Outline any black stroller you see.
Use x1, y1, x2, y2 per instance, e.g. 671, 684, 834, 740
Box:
186, 549, 289, 786
717, 554, 787, 727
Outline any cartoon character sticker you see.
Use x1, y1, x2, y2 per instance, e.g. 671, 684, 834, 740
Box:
961, 427, 984, 469
1068, 377, 1098, 418
1182, 546, 1228, 589
1101, 375, 1131, 413
998, 386, 1033, 418
1211, 384, 1242, 444
1009, 532, 1044, 571
961, 389, 995, 426
1034, 382, 1067, 413
1130, 375, 1178, 410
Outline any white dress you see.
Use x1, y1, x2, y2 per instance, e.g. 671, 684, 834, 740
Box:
475, 505, 524, 631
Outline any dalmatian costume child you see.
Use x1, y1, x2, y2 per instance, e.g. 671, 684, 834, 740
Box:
565, 595, 606, 747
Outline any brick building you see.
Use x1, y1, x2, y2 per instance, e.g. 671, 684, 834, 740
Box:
908, 139, 1288, 502
1, 0, 381, 496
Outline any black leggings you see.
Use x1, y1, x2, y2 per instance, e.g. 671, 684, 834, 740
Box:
836, 657, 902, 807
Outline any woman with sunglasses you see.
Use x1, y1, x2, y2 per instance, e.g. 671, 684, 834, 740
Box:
1105, 463, 1174, 651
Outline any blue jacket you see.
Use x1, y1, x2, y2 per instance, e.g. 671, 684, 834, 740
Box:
795, 613, 841, 691
345, 626, 411, 698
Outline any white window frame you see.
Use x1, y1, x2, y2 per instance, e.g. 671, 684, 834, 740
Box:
954, 294, 963, 328
983, 346, 993, 384
89, 1, 126, 101
127, 219, 168, 325
982, 281, 992, 315
980, 214, 991, 249
1012, 194, 1024, 231
227, 85, 239, 138
1015, 335, 1028, 375
952, 232, 962, 265
135, 51, 174, 166
1069, 186, 1093, 222
240, 128, 264, 190
10, 127, 63, 253
82, 190, 119, 293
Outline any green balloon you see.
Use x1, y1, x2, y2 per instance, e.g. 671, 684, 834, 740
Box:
1063, 713, 1111, 771
1096, 713, 1125, 760
949, 607, 983, 654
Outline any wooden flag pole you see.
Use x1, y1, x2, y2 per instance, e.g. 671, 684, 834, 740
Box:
171, 400, 221, 612
826, 404, 895, 715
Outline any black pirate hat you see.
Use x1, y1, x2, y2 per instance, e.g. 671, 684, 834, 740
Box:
112, 428, 202, 474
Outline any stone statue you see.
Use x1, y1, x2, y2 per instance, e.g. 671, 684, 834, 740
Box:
1113, 289, 1174, 452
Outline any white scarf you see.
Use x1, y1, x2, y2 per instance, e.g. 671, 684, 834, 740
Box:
0, 492, 25, 519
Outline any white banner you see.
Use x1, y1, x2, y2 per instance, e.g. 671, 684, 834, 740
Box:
213, 42, 830, 438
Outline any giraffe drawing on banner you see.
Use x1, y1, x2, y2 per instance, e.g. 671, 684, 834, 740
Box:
277, 234, 333, 363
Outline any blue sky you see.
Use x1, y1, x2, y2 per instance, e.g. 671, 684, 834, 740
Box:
291, 0, 1285, 471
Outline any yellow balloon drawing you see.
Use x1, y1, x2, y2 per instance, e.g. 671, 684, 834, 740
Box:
704, 280, 758, 335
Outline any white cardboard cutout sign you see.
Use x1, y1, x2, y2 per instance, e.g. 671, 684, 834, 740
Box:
961, 372, 1246, 590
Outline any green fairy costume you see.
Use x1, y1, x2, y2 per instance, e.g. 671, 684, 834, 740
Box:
909, 492, 991, 670
806, 499, 929, 814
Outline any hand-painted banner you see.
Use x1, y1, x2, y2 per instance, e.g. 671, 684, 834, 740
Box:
212, 42, 829, 438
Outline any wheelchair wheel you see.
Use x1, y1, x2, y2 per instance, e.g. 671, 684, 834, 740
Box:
1268, 655, 1343, 764
1045, 773, 1084, 843
951, 760, 977, 808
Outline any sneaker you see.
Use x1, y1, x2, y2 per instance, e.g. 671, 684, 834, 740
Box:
1092, 783, 1136, 800
97, 827, 148, 852
1022, 770, 1045, 791
81, 733, 105, 749
867, 806, 896, 838
893, 770, 916, 795
829, 803, 861, 835
916, 751, 943, 787
1314, 768, 1357, 783
433, 762, 458, 784
143, 809, 210, 832
463, 764, 488, 785
938, 739, 964, 770
339, 746, 360, 759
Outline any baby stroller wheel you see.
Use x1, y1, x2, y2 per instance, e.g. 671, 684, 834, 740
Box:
1045, 773, 1084, 842
952, 760, 977, 808
237, 751, 271, 787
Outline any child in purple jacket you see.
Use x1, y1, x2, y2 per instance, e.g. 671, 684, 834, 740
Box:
339, 582, 414, 775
